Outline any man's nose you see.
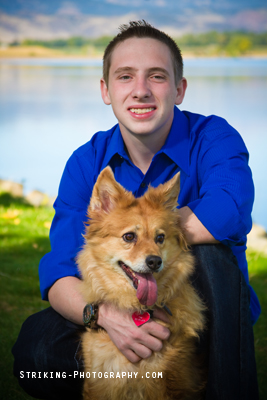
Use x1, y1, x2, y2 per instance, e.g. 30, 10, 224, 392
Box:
131, 77, 151, 99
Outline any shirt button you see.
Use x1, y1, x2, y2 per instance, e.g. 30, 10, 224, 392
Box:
141, 182, 146, 188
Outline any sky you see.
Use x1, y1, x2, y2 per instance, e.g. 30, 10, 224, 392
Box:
1, 0, 267, 16
0, 0, 267, 42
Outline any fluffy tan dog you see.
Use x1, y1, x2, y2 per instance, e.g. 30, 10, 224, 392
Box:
78, 166, 207, 400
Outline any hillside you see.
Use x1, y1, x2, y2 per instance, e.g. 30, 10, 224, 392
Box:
0, 0, 267, 44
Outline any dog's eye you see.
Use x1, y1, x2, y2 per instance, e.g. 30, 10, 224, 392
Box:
156, 234, 165, 244
123, 232, 136, 242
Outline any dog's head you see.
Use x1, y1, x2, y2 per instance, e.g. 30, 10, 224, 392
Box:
79, 166, 191, 308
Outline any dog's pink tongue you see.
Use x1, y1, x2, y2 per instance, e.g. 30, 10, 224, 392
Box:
135, 273, 157, 306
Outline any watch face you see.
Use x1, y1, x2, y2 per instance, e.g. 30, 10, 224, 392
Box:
83, 304, 93, 324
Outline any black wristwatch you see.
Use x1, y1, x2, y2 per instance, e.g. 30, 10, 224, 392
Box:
83, 303, 99, 329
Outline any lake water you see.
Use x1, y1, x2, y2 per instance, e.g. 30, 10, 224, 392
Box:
0, 57, 267, 230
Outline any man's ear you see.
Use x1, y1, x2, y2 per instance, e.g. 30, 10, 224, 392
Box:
100, 78, 111, 105
175, 78, 187, 106
90, 167, 128, 214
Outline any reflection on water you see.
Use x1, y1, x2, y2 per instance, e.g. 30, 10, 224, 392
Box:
0, 58, 267, 229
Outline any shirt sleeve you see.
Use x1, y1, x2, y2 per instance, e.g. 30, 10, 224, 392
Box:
39, 150, 94, 300
187, 118, 254, 246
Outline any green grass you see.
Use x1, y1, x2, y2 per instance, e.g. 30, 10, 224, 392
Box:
0, 193, 266, 399
246, 251, 267, 399
0, 193, 52, 399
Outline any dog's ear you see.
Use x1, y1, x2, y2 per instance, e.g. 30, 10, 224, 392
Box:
90, 166, 128, 214
146, 172, 180, 211
161, 172, 180, 210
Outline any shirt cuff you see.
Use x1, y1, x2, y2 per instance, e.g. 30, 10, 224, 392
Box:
39, 259, 81, 301
187, 188, 250, 246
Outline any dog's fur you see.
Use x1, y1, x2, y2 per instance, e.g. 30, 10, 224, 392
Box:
78, 167, 207, 400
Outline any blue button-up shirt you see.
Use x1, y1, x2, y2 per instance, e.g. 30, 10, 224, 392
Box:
39, 107, 261, 323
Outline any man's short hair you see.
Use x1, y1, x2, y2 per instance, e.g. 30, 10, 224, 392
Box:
103, 20, 183, 86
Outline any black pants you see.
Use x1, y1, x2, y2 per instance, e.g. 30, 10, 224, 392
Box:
12, 244, 259, 400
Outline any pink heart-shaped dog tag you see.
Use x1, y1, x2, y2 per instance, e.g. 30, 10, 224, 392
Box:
132, 311, 150, 327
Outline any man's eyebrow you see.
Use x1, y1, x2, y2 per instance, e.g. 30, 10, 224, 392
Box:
113, 67, 137, 75
113, 67, 170, 76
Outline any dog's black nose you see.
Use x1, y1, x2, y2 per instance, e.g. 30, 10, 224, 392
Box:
146, 255, 162, 271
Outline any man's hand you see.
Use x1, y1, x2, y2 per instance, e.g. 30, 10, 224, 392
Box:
49, 277, 171, 363
97, 303, 171, 363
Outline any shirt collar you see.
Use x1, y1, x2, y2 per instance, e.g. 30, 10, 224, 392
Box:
159, 106, 190, 176
102, 124, 129, 168
102, 107, 190, 176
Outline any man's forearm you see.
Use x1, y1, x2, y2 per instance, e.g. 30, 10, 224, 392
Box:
48, 276, 171, 363
48, 276, 86, 325
179, 206, 219, 245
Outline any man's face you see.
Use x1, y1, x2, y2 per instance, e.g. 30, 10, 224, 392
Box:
101, 37, 187, 141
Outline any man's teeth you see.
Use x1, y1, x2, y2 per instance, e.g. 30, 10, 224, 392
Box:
130, 108, 155, 114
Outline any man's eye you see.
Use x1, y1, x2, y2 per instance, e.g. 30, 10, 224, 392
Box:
119, 75, 131, 81
123, 232, 136, 242
152, 75, 165, 81
156, 234, 165, 244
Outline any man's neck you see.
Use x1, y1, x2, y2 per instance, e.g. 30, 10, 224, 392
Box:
121, 128, 169, 175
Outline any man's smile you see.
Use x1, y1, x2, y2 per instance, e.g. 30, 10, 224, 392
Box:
128, 106, 157, 119
129, 107, 156, 114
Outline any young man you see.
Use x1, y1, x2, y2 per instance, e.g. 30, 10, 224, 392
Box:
13, 21, 260, 399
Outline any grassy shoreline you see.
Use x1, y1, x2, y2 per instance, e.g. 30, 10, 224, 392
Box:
0, 193, 266, 399
1, 45, 267, 59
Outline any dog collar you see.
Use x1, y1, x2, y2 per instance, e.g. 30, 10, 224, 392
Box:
162, 304, 172, 316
